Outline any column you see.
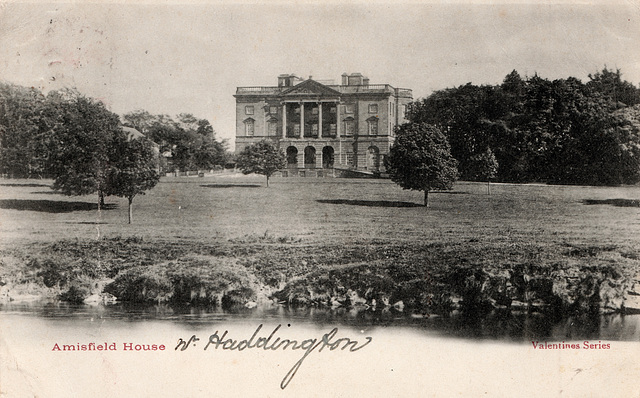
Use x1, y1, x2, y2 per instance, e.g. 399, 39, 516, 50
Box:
318, 101, 322, 138
282, 102, 287, 137
299, 101, 304, 138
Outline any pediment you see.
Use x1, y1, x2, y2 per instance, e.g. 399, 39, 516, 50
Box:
282, 79, 341, 97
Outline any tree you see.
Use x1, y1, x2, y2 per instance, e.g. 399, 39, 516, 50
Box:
0, 83, 52, 178
469, 148, 498, 194
46, 90, 124, 208
106, 137, 160, 224
122, 111, 226, 173
385, 123, 459, 207
587, 67, 640, 108
235, 140, 286, 187
406, 83, 508, 181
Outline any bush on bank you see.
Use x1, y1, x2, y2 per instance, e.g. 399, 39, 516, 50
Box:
103, 258, 256, 307
1, 237, 638, 315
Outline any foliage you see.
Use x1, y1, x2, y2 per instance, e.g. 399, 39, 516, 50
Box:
106, 136, 160, 223
0, 83, 53, 178
122, 110, 228, 172
0, 83, 165, 214
45, 90, 125, 202
468, 147, 498, 182
407, 68, 640, 185
586, 67, 640, 107
384, 123, 459, 206
235, 140, 286, 187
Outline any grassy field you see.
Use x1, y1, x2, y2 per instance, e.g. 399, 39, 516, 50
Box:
1, 174, 639, 246
1, 174, 639, 314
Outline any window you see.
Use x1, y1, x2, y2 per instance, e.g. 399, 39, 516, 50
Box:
311, 107, 319, 115
244, 119, 254, 136
346, 153, 355, 166
268, 120, 278, 136
367, 118, 378, 135
368, 104, 378, 114
293, 124, 301, 136
330, 107, 337, 114
269, 106, 277, 114
344, 119, 355, 136
345, 104, 354, 114
245, 106, 254, 115
329, 124, 337, 135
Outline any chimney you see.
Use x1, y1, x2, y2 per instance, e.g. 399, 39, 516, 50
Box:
348, 73, 364, 86
341, 73, 348, 85
278, 74, 289, 87
278, 74, 300, 87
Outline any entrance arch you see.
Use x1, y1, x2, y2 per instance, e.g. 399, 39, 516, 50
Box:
286, 146, 298, 168
304, 146, 316, 169
322, 146, 334, 169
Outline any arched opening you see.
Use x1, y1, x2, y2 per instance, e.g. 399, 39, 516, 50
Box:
304, 146, 316, 169
286, 146, 298, 168
322, 146, 334, 169
367, 146, 380, 171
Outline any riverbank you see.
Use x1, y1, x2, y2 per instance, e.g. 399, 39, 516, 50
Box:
2, 235, 639, 317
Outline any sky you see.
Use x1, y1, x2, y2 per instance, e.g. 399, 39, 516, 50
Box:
1, 1, 640, 149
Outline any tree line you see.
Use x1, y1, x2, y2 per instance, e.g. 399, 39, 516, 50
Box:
406, 68, 640, 186
121, 110, 229, 173
0, 82, 229, 222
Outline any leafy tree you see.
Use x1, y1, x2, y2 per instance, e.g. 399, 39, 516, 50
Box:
106, 136, 160, 224
235, 140, 286, 187
0, 83, 52, 178
46, 90, 124, 208
122, 111, 226, 173
384, 123, 459, 207
173, 133, 228, 171
587, 67, 640, 108
468, 148, 498, 194
406, 83, 508, 181
121, 109, 156, 134
407, 69, 640, 186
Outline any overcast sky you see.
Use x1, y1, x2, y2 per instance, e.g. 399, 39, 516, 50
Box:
1, 1, 639, 148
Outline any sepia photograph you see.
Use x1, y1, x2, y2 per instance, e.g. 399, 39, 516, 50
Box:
1, 1, 639, 396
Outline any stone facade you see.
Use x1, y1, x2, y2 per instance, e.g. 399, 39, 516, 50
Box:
234, 73, 413, 174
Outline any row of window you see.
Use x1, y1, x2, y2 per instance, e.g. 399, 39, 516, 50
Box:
244, 104, 382, 115
244, 118, 378, 136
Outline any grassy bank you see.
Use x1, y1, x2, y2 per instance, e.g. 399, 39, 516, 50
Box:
1, 175, 639, 315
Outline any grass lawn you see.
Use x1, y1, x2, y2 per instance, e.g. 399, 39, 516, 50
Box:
1, 174, 639, 246
1, 174, 639, 314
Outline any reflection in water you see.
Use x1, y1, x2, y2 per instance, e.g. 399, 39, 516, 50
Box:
1, 302, 638, 341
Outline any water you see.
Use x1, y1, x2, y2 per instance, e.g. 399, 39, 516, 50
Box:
2, 301, 639, 341
0, 303, 640, 342
1, 303, 639, 397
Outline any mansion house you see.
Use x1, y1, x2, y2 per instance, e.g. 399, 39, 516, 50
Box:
234, 73, 412, 174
